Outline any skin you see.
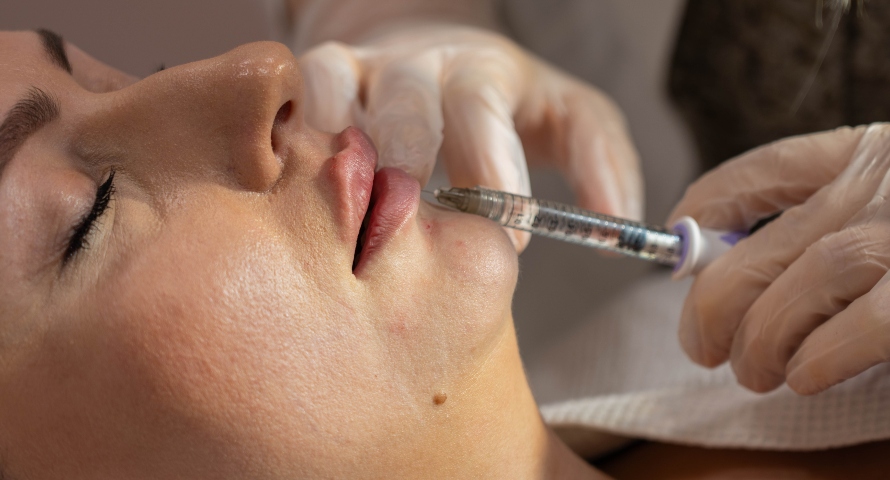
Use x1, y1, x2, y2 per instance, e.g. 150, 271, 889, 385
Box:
0, 31, 601, 479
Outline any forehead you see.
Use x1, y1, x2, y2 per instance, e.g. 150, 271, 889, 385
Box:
0, 30, 46, 62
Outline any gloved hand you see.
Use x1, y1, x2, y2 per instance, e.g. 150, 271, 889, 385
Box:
669, 123, 890, 395
295, 22, 643, 251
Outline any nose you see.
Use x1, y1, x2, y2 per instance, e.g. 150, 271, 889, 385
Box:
97, 42, 305, 192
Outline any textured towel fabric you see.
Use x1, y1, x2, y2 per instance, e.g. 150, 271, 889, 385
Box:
527, 270, 890, 456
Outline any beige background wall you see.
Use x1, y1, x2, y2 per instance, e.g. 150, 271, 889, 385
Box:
0, 0, 270, 78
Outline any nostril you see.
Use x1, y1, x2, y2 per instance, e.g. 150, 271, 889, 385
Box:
272, 100, 293, 152
274, 100, 293, 126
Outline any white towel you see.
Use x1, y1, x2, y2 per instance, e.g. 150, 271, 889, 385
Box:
527, 270, 890, 457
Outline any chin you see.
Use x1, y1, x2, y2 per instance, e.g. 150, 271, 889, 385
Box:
423, 200, 520, 310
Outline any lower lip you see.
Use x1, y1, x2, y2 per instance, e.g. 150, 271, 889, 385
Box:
353, 167, 420, 274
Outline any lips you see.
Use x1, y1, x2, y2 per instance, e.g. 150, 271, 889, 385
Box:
352, 167, 420, 273
329, 127, 420, 274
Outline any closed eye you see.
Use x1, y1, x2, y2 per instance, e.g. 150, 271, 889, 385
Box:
64, 170, 116, 264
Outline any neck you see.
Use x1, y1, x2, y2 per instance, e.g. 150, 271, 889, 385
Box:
416, 320, 607, 479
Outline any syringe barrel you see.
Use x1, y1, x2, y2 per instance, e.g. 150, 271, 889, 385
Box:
459, 187, 682, 265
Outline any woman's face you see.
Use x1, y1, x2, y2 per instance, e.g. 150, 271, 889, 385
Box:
0, 31, 520, 477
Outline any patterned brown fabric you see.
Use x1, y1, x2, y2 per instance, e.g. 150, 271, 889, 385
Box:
669, 0, 890, 172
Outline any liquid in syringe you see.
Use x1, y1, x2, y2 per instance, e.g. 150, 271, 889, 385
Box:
433, 186, 741, 279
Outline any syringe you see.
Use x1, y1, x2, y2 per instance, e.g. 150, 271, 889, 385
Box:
433, 186, 744, 279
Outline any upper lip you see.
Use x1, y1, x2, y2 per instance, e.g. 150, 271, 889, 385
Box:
329, 126, 377, 255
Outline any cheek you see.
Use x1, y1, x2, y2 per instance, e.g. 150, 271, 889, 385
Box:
105, 223, 323, 417
1, 222, 324, 473
79, 216, 410, 470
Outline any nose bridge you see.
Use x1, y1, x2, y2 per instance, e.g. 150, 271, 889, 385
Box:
217, 42, 303, 111
109, 42, 304, 193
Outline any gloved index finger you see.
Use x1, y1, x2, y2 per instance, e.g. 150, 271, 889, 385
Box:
513, 67, 643, 222
559, 84, 643, 221
786, 274, 890, 395
438, 54, 532, 251
362, 49, 445, 187
668, 125, 868, 230
298, 42, 364, 134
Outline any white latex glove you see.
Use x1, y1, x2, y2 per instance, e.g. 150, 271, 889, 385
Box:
668, 123, 890, 395
296, 23, 643, 251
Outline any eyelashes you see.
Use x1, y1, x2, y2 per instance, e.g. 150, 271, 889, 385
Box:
63, 169, 116, 264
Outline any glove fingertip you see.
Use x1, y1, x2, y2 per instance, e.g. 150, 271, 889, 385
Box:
786, 369, 823, 396
786, 356, 832, 396
506, 228, 530, 254
732, 362, 785, 394
623, 194, 644, 222
372, 121, 442, 182
677, 298, 731, 369
678, 301, 707, 363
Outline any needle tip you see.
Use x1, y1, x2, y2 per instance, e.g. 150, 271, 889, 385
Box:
433, 188, 470, 211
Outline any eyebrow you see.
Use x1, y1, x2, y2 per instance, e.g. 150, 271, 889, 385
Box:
0, 30, 70, 180
37, 29, 72, 73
